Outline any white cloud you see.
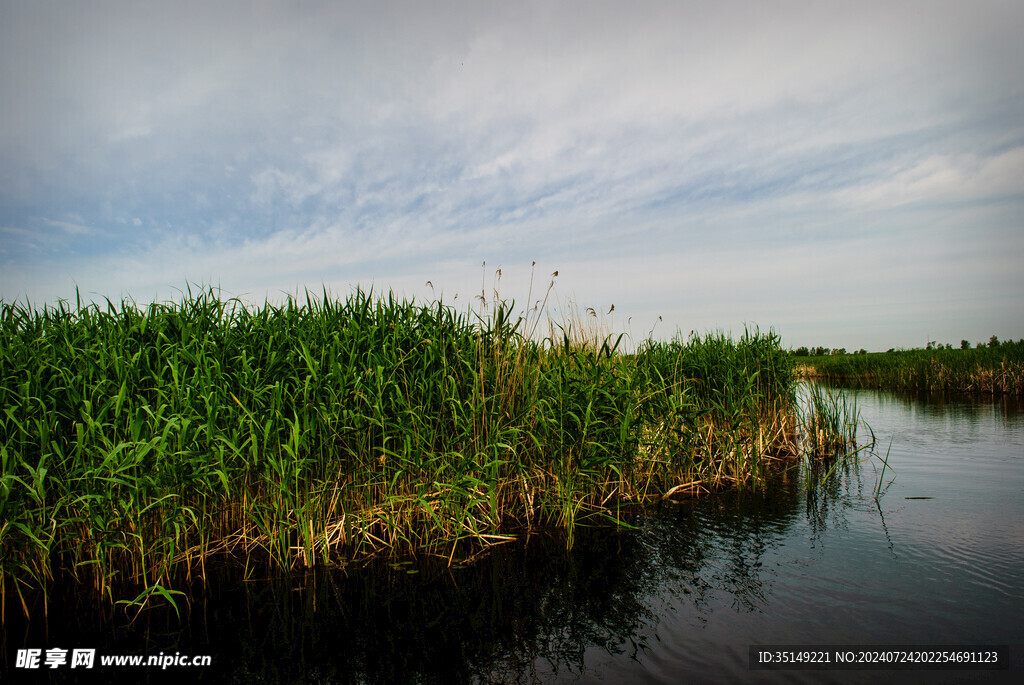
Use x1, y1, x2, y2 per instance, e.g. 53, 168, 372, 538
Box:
41, 218, 92, 235
833, 146, 1024, 209
1, 1, 1022, 349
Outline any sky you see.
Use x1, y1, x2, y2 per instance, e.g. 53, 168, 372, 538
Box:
1, 0, 1022, 351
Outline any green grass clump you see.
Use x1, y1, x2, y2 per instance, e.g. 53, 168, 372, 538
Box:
796, 343, 1024, 395
1, 286, 810, 617
799, 384, 861, 456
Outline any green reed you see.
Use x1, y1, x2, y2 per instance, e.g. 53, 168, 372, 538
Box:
799, 383, 861, 457
798, 343, 1024, 395
2, 286, 828, 616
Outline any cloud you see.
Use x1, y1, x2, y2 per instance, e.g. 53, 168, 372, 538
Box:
833, 147, 1024, 210
0, 1, 1022, 350
41, 218, 92, 235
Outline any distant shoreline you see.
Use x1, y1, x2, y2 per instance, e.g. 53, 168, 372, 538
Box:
793, 344, 1024, 395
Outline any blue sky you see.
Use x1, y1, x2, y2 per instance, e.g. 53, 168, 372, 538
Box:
1, 0, 1022, 351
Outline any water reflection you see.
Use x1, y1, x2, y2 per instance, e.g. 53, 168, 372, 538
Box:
5, 471, 811, 683
4, 388, 1023, 683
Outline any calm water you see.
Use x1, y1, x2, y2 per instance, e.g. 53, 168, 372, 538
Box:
4, 387, 1023, 683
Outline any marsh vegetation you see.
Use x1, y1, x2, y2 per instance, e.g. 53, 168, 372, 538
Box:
794, 341, 1024, 395
1, 286, 855, 618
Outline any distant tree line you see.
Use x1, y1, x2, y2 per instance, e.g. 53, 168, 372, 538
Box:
791, 346, 863, 357
791, 335, 1015, 356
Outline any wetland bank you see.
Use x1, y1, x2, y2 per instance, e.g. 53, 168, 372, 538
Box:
1, 286, 853, 619
794, 342, 1024, 396
5, 386, 1021, 683
3, 288, 1022, 683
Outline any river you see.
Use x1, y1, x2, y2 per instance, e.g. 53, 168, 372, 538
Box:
4, 386, 1023, 683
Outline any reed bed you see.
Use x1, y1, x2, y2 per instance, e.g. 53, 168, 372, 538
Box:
2, 287, 817, 616
798, 343, 1024, 395
798, 383, 862, 457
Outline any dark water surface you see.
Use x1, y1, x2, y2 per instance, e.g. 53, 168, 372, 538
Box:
4, 388, 1023, 683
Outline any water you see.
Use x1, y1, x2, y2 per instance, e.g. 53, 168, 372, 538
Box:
4, 387, 1023, 683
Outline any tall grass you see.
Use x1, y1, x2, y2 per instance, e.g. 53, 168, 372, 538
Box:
799, 383, 861, 456
797, 344, 1024, 395
2, 286, 816, 616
